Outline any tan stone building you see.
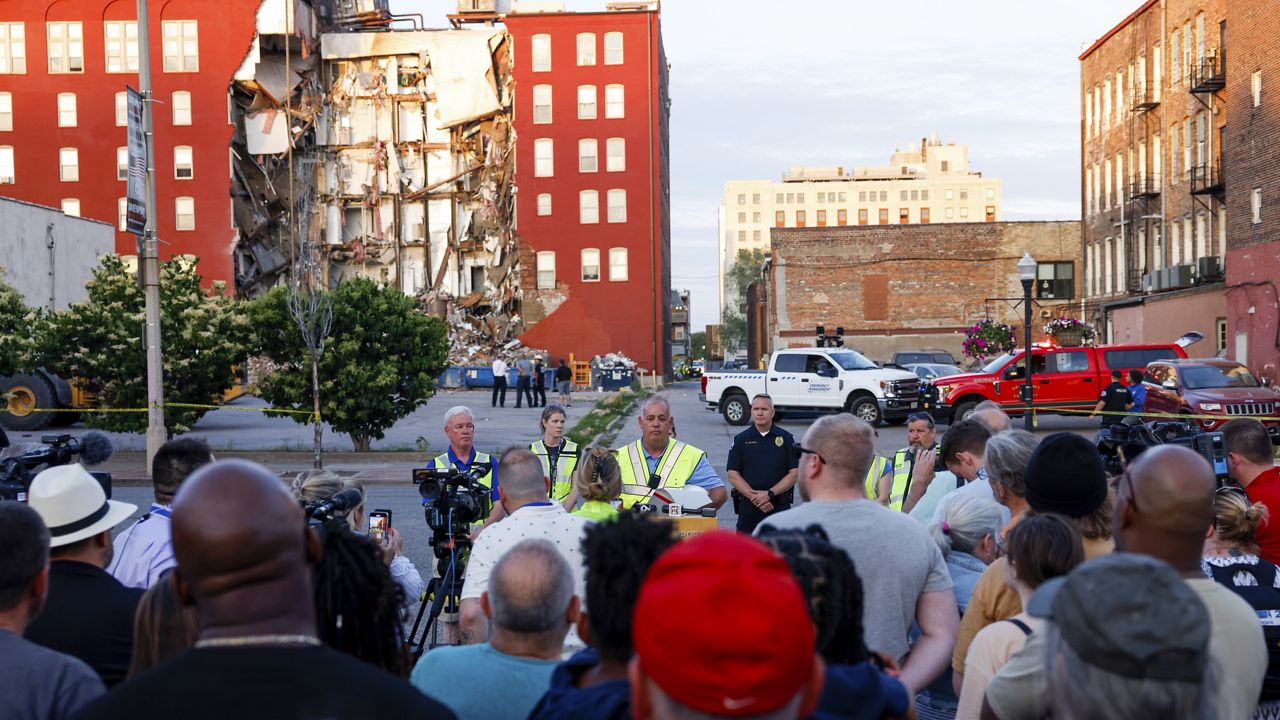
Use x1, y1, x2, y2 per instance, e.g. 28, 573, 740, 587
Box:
1079, 0, 1229, 357
762, 221, 1080, 364
718, 138, 1002, 312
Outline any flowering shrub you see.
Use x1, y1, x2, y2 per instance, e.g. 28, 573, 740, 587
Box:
1043, 317, 1098, 344
962, 319, 1017, 360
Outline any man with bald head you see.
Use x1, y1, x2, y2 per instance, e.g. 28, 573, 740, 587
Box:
459, 448, 591, 647
73, 460, 455, 720
981, 445, 1267, 720
614, 395, 727, 510
413, 539, 579, 719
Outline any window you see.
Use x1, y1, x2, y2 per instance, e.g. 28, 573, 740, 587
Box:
817, 192, 826, 203
580, 248, 600, 281
607, 189, 626, 223
536, 251, 555, 289
576, 85, 596, 119
773, 354, 805, 373
796, 210, 806, 227
0, 23, 26, 74
777, 193, 784, 203
1253, 188, 1262, 224
774, 210, 784, 227
605, 138, 624, 172
118, 198, 127, 231
174, 145, 193, 179
609, 247, 628, 281
161, 20, 198, 72
796, 192, 804, 203
604, 32, 623, 65
878, 208, 888, 224
578, 139, 598, 173
1171, 29, 1181, 85
59, 147, 78, 181
837, 209, 847, 225
175, 196, 194, 230
171, 91, 191, 125
533, 84, 551, 124
910, 190, 918, 201
945, 207, 954, 219
60, 198, 79, 216
899, 208, 909, 224
737, 230, 746, 242
816, 209, 826, 226
0, 93, 10, 132
959, 207, 969, 219
737, 212, 746, 223
1216, 317, 1228, 355
115, 92, 127, 126
986, 188, 995, 200
1254, 70, 1263, 108
604, 84, 624, 118
536, 193, 552, 216
753, 193, 761, 204
900, 190, 908, 201
531, 34, 551, 72
104, 21, 138, 73
985, 205, 996, 222
753, 212, 761, 222
579, 190, 599, 224
0, 146, 12, 183
576, 33, 595, 65
920, 207, 930, 223
56, 93, 76, 127
1036, 261, 1075, 299
838, 192, 846, 202
533, 139, 553, 177
116, 146, 128, 180
857, 209, 867, 225
738, 193, 747, 204
921, 190, 929, 201
752, 230, 761, 242
46, 22, 83, 73
858, 191, 866, 202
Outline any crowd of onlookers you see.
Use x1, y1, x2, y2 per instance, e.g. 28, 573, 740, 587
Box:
1, 405, 1278, 720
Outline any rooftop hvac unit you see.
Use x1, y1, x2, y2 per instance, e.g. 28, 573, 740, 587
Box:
1197, 256, 1223, 281
1142, 273, 1153, 292
1168, 264, 1195, 289
458, 0, 498, 12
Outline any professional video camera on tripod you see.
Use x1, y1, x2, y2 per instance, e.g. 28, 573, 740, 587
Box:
0, 430, 114, 502
1096, 416, 1229, 482
406, 460, 493, 657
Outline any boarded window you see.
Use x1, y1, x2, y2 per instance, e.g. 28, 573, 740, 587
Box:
863, 275, 889, 321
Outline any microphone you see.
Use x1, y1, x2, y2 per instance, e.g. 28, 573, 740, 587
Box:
309, 487, 364, 519
75, 431, 114, 466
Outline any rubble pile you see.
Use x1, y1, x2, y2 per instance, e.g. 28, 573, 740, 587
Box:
590, 352, 639, 370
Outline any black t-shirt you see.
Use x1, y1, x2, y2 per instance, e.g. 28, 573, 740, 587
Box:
71, 645, 456, 720
1098, 381, 1133, 426
555, 365, 571, 383
726, 425, 799, 495
25, 561, 143, 688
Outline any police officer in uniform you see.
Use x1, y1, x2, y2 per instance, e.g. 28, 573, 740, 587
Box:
614, 395, 727, 510
432, 405, 505, 529
530, 404, 579, 509
726, 394, 798, 533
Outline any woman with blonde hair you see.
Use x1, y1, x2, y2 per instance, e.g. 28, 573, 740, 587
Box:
571, 447, 623, 522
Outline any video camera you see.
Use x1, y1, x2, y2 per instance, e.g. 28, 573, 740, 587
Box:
0, 431, 114, 502
1097, 417, 1229, 481
302, 486, 365, 528
412, 463, 493, 558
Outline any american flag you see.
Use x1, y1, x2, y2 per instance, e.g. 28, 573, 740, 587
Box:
129, 154, 146, 180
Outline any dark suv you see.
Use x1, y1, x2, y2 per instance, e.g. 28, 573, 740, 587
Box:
1143, 359, 1280, 436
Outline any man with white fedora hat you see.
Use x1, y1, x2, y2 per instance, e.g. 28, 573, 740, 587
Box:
25, 463, 143, 688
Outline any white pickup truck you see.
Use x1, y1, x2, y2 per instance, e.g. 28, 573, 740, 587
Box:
699, 348, 922, 426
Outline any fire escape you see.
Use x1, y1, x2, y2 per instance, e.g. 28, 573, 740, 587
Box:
1127, 70, 1160, 294
1189, 44, 1226, 282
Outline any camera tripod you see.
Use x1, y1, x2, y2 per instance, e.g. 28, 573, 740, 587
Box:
407, 538, 469, 659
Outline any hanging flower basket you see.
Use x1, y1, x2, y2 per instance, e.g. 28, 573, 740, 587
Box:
1043, 317, 1097, 347
962, 319, 1017, 360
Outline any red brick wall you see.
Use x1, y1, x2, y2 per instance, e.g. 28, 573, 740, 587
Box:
1224, 1, 1280, 381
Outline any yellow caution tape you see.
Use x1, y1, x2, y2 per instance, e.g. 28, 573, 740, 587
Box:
985, 405, 1276, 423
14, 403, 320, 423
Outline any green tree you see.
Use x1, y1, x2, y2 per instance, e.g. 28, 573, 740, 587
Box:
720, 248, 766, 353
249, 277, 450, 451
0, 270, 39, 378
31, 255, 251, 435
690, 330, 706, 360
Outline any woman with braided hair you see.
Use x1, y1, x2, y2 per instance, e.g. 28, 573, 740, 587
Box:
570, 447, 622, 522
757, 524, 912, 720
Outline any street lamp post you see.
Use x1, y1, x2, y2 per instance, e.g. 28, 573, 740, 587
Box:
1018, 252, 1038, 431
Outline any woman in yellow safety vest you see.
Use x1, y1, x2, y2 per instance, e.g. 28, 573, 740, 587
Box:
530, 404, 579, 508
571, 447, 623, 522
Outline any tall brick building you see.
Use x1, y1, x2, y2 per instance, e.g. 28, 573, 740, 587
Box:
1079, 0, 1228, 358
764, 221, 1081, 363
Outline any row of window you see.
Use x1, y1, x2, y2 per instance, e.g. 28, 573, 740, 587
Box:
54, 196, 195, 231
531, 84, 625, 123
1084, 210, 1227, 296
0, 20, 198, 74
736, 187, 996, 205
532, 138, 626, 176
1083, 112, 1213, 215
533, 189, 627, 224
530, 32, 624, 72
0, 90, 193, 130
0, 145, 193, 184
534, 248, 627, 288
762, 205, 997, 229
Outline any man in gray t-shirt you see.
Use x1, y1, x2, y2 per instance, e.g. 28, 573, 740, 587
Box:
515, 356, 535, 408
756, 413, 957, 696
0, 503, 105, 720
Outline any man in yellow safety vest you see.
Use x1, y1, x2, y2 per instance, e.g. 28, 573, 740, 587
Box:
870, 412, 942, 512
431, 405, 506, 529
614, 395, 727, 510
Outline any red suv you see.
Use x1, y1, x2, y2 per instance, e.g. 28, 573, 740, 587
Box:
1143, 359, 1280, 434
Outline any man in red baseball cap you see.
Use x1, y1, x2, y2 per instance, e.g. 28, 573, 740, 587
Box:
629, 531, 825, 719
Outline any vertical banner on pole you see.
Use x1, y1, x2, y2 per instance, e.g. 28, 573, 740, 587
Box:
125, 86, 147, 236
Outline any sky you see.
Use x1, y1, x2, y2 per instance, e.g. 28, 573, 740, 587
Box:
394, 0, 1139, 329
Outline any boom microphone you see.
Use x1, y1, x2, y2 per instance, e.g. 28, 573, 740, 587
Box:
76, 431, 114, 466
308, 487, 364, 519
